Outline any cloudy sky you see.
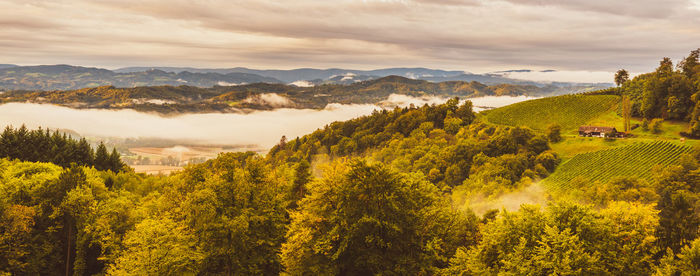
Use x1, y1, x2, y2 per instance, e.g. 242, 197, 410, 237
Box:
1, 0, 700, 81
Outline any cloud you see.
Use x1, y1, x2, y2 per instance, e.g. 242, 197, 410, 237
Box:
502, 0, 693, 18
498, 70, 618, 83
290, 80, 314, 87
0, 0, 698, 75
242, 93, 294, 107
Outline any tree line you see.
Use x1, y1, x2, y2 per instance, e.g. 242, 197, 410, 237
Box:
608, 49, 700, 136
0, 125, 125, 172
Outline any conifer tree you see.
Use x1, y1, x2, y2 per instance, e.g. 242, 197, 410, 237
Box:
108, 148, 123, 173
94, 143, 110, 171
75, 138, 93, 166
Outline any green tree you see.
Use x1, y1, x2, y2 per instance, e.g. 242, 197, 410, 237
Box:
289, 160, 312, 210
455, 100, 476, 125
650, 118, 664, 134
615, 69, 630, 90
676, 238, 700, 275
108, 148, 123, 173
688, 100, 700, 137
281, 160, 477, 275
679, 48, 700, 78
109, 218, 203, 275
528, 226, 599, 275
445, 201, 659, 275
177, 153, 288, 275
642, 118, 650, 131
94, 143, 110, 171
654, 238, 700, 276
546, 124, 562, 143
0, 204, 36, 274
623, 96, 632, 132
50, 164, 87, 276
75, 138, 93, 166
444, 117, 463, 135
655, 161, 700, 254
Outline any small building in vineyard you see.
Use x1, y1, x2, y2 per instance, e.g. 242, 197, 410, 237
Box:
578, 126, 623, 138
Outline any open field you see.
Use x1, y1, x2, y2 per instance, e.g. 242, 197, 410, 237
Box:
128, 146, 228, 160
124, 145, 244, 172
132, 165, 184, 175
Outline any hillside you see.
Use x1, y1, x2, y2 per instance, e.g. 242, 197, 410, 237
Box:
0, 76, 584, 113
115, 67, 465, 83
484, 94, 620, 131
543, 141, 692, 189
0, 64, 612, 91
0, 65, 282, 91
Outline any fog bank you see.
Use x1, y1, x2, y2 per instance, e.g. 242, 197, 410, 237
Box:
0, 94, 534, 149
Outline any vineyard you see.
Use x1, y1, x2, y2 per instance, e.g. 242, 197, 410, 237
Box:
543, 141, 693, 189
484, 94, 620, 130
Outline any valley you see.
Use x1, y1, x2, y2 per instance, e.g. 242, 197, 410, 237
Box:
0, 94, 537, 174
4, 0, 700, 274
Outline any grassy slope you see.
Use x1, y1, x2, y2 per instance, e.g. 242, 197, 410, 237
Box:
543, 141, 693, 189
552, 111, 696, 159
483, 93, 697, 190
483, 94, 620, 131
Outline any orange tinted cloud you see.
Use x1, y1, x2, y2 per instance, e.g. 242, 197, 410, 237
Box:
0, 0, 698, 73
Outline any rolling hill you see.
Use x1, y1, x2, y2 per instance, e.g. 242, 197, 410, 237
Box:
484, 94, 620, 131
543, 141, 693, 189
0, 65, 282, 91
0, 64, 612, 91
0, 76, 586, 113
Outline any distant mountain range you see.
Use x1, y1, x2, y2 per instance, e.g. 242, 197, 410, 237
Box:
0, 64, 612, 91
113, 66, 466, 83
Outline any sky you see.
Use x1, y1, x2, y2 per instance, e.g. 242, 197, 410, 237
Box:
1, 0, 700, 82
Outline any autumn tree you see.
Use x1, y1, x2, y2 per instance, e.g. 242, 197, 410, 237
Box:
108, 218, 203, 275
655, 157, 700, 254
281, 160, 478, 274
288, 160, 312, 210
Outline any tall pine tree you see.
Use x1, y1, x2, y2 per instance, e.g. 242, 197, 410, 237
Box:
94, 143, 110, 171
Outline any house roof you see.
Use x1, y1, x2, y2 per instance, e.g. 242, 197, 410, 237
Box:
578, 126, 616, 133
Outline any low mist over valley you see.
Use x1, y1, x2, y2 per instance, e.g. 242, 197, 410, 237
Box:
0, 94, 533, 149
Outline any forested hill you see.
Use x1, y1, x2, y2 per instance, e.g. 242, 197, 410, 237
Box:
268, 98, 558, 192
0, 75, 598, 114
0, 65, 282, 91
0, 64, 612, 91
